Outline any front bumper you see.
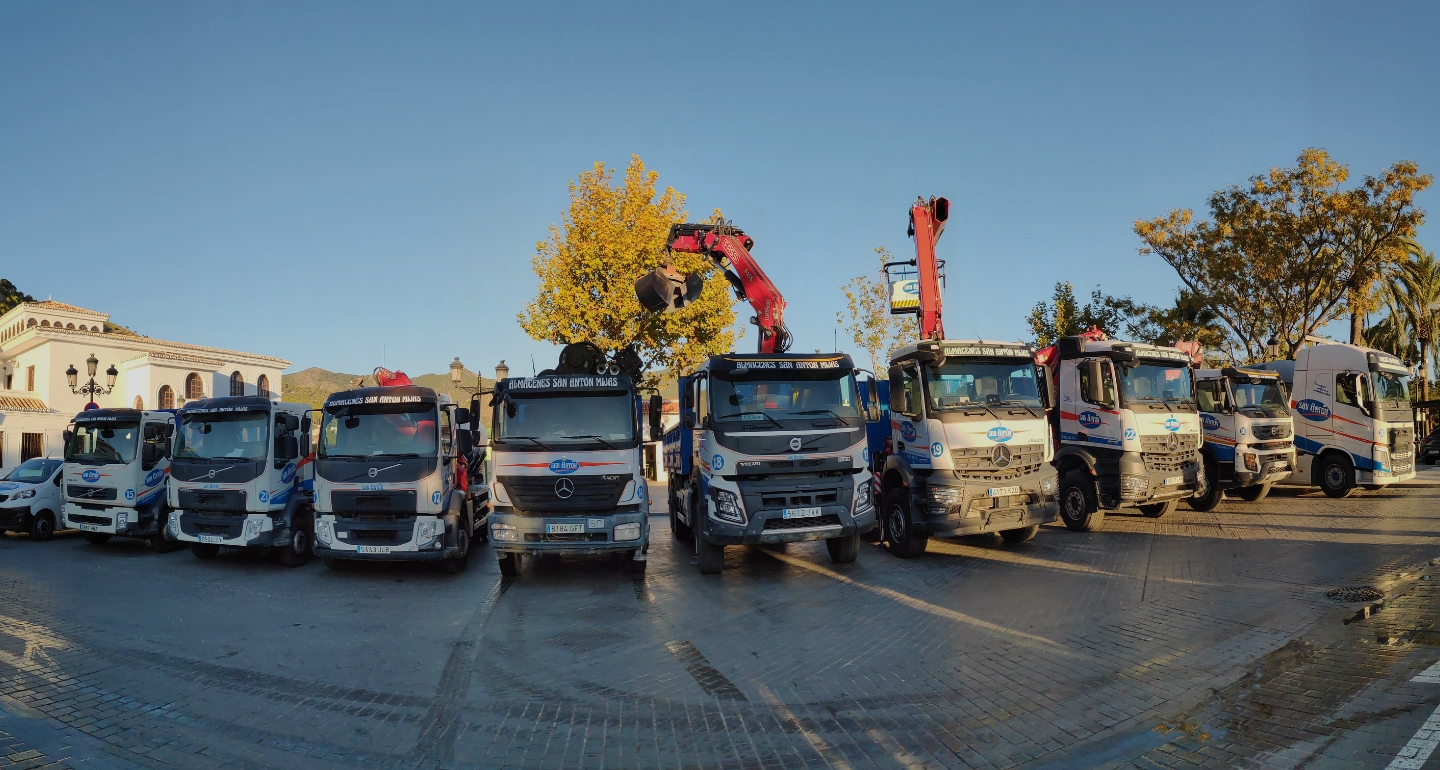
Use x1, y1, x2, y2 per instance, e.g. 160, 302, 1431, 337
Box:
61, 504, 159, 536
0, 505, 33, 530
1115, 451, 1201, 507
1228, 449, 1296, 488
313, 514, 458, 561
703, 506, 875, 546
173, 510, 292, 548
489, 509, 649, 556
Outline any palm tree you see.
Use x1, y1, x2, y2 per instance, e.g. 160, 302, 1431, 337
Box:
1382, 238, 1440, 402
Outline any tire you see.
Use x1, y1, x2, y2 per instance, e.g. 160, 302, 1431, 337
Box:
695, 523, 725, 575
1139, 500, 1176, 518
1188, 457, 1223, 512
1235, 483, 1271, 503
149, 512, 186, 553
276, 525, 313, 568
826, 534, 860, 564
1058, 471, 1105, 532
190, 542, 221, 559
883, 488, 929, 558
1318, 454, 1356, 499
1000, 525, 1039, 543
623, 551, 648, 574
29, 510, 56, 542
497, 552, 521, 577
673, 484, 694, 541
83, 532, 112, 545
439, 529, 471, 574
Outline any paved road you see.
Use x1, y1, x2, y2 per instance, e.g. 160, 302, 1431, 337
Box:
2, 484, 1440, 769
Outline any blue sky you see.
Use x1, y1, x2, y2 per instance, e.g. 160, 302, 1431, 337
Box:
3, 1, 1436, 377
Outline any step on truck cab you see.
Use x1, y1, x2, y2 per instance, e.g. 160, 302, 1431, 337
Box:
60, 408, 184, 551
664, 353, 877, 574
0, 456, 64, 541
1188, 368, 1296, 510
487, 372, 653, 577
312, 385, 478, 573
166, 396, 317, 567
878, 340, 1059, 557
1255, 343, 1417, 497
1051, 336, 1204, 530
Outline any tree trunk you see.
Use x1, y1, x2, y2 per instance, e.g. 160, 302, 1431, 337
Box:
1350, 307, 1365, 345
1421, 339, 1430, 403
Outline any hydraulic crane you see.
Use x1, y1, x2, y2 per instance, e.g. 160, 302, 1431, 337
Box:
884, 196, 949, 341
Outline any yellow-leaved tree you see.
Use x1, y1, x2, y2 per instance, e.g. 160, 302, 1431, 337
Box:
836, 247, 914, 372
519, 156, 737, 384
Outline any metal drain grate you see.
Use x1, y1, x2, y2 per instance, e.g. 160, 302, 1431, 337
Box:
1326, 586, 1384, 603
547, 628, 629, 653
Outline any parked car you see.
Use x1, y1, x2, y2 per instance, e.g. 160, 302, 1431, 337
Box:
1420, 429, 1440, 465
0, 457, 65, 541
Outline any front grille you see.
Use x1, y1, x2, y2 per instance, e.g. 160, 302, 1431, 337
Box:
759, 492, 839, 507
952, 443, 1044, 482
1139, 434, 1201, 454
178, 489, 246, 512
331, 490, 417, 515
67, 514, 110, 526
1252, 440, 1292, 451
199, 523, 231, 535
763, 515, 841, 531
336, 527, 408, 546
498, 475, 629, 512
524, 532, 608, 543
1253, 424, 1291, 441
1391, 427, 1415, 454
1142, 451, 1198, 474
67, 486, 117, 501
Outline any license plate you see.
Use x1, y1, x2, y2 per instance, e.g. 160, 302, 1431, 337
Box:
1164, 476, 1184, 486
546, 523, 585, 534
78, 523, 101, 532
987, 486, 1021, 498
357, 545, 391, 554
782, 507, 821, 519
199, 534, 223, 544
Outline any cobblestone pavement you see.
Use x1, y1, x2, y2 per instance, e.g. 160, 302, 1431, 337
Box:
3, 484, 1440, 769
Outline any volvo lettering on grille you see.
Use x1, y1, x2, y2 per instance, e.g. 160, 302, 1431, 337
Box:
554, 478, 575, 499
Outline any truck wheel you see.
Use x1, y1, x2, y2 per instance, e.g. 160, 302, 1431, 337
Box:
1188, 458, 1224, 512
29, 510, 56, 542
1000, 525, 1039, 543
673, 485, 695, 541
497, 552, 521, 577
825, 534, 860, 564
191, 543, 221, 559
149, 514, 186, 553
276, 526, 313, 568
695, 525, 725, 575
1236, 483, 1271, 502
439, 529, 471, 574
883, 488, 929, 558
83, 532, 112, 545
623, 551, 648, 574
1318, 455, 1356, 499
1058, 471, 1105, 532
1139, 500, 1176, 518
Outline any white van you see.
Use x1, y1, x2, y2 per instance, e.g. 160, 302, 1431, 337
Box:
0, 457, 65, 541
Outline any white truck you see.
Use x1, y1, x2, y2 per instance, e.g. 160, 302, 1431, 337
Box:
311, 384, 481, 573
1255, 342, 1416, 497
1049, 336, 1204, 530
1188, 367, 1297, 510
165, 396, 317, 567
60, 408, 184, 551
0, 457, 64, 541
878, 340, 1059, 557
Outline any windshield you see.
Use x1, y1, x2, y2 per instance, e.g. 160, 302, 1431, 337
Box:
924, 361, 1042, 410
65, 421, 140, 465
1231, 379, 1290, 418
499, 392, 635, 446
1122, 363, 1194, 405
710, 372, 863, 424
176, 411, 269, 461
5, 458, 62, 482
1372, 370, 1412, 410
321, 403, 439, 458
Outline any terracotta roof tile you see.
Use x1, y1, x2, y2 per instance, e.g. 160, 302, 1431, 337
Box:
25, 300, 107, 317
0, 394, 51, 412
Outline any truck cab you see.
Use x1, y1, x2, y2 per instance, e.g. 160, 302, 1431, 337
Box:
1188, 368, 1296, 509
487, 372, 652, 577
311, 385, 478, 573
878, 340, 1058, 556
60, 408, 183, 551
1051, 336, 1203, 530
0, 457, 64, 541
1255, 343, 1417, 497
166, 396, 317, 567
664, 353, 876, 574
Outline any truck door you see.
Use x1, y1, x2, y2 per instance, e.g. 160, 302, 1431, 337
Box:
1332, 371, 1374, 470
1075, 358, 1122, 448
893, 364, 928, 464
1197, 378, 1234, 473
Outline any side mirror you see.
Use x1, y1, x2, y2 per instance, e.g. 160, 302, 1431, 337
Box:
142, 443, 161, 465
456, 406, 470, 426
63, 430, 74, 446
682, 411, 696, 430
863, 379, 881, 423
301, 415, 312, 434
144, 424, 160, 440
887, 366, 905, 413
164, 424, 175, 438
1084, 360, 1108, 406
280, 413, 300, 432
649, 394, 663, 439
456, 429, 473, 456
1038, 364, 1056, 409
469, 398, 481, 432
286, 436, 299, 459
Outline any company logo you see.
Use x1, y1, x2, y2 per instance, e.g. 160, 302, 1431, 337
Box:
1201, 414, 1221, 431
554, 478, 574, 499
1239, 426, 1247, 437
1078, 411, 1103, 429
258, 490, 270, 504
930, 442, 944, 458
0, 483, 17, 491
992, 444, 1013, 469
431, 490, 443, 505
861, 447, 871, 463
899, 421, 919, 442
549, 458, 580, 474
789, 437, 803, 451
1165, 433, 1179, 452
712, 453, 725, 471
986, 426, 1014, 443
125, 489, 136, 501
144, 468, 165, 487
81, 469, 100, 483
901, 280, 918, 295
280, 462, 297, 485
1164, 417, 1181, 433
1124, 427, 1137, 440
1296, 399, 1331, 422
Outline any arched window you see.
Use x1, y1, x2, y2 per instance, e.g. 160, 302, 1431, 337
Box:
134, 396, 144, 409
26, 319, 36, 328
39, 320, 49, 327
230, 371, 245, 396
65, 323, 75, 329
185, 373, 204, 401
256, 374, 270, 398
158, 385, 175, 409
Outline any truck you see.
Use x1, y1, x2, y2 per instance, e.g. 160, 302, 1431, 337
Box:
59, 408, 184, 551
1255, 342, 1417, 497
0, 456, 64, 541
870, 197, 1058, 556
1046, 335, 1205, 530
311, 373, 482, 573
486, 343, 657, 577
1187, 367, 1297, 510
165, 396, 317, 567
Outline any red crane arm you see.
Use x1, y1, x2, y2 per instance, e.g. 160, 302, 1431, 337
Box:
667, 223, 791, 354
908, 197, 949, 341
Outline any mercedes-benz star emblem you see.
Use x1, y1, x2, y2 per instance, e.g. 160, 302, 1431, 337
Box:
789, 437, 803, 451
992, 444, 1013, 469
1165, 433, 1179, 452
554, 478, 575, 499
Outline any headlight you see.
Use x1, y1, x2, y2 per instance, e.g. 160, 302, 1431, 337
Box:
926, 485, 963, 506
492, 482, 511, 505
14, 488, 36, 500
315, 519, 334, 545
1243, 453, 1258, 472
243, 518, 264, 540
418, 519, 438, 542
614, 522, 641, 542
854, 481, 873, 512
1120, 474, 1149, 498
710, 489, 745, 524
1040, 475, 1058, 496
168, 510, 180, 533
492, 522, 518, 542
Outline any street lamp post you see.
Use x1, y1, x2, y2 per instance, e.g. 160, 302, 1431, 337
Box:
495, 360, 509, 383
449, 357, 486, 396
1265, 336, 1282, 361
66, 354, 119, 409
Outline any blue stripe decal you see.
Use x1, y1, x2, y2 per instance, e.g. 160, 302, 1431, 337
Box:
1210, 444, 1235, 461
270, 489, 293, 507
136, 488, 165, 507
1061, 432, 1122, 447
1352, 452, 1375, 472
1293, 435, 1323, 456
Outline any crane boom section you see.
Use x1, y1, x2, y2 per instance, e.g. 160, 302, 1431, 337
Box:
908, 197, 949, 341
667, 224, 790, 354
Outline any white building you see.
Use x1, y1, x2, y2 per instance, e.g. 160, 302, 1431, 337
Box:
0, 300, 289, 474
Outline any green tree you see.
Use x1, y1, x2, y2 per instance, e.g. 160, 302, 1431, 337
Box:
1027, 282, 1158, 346
1368, 238, 1440, 401
1026, 282, 1079, 346
837, 247, 914, 372
519, 156, 737, 384
0, 279, 34, 316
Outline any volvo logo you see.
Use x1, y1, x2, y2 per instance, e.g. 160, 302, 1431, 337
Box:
368, 467, 379, 478
206, 469, 218, 479
1165, 433, 1179, 452
554, 478, 575, 499
789, 437, 803, 451
992, 444, 1013, 469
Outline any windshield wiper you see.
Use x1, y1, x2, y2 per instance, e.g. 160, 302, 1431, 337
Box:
503, 436, 551, 450
562, 435, 618, 449
717, 411, 784, 429
786, 409, 850, 422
